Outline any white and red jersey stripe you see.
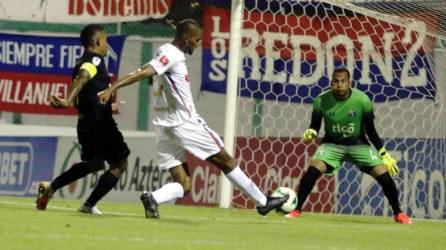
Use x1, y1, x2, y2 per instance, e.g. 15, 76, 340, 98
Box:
149, 43, 197, 127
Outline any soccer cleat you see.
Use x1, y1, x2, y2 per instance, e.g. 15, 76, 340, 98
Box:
256, 194, 289, 216
285, 209, 301, 218
79, 204, 103, 215
394, 212, 413, 224
140, 191, 159, 219
36, 181, 52, 210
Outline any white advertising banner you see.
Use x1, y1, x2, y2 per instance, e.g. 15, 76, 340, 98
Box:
0, 0, 44, 22
0, 0, 172, 23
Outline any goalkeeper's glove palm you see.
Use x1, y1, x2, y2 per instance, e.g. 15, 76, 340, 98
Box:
378, 148, 399, 177
302, 128, 318, 142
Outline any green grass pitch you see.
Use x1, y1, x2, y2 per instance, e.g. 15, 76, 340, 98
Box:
0, 195, 445, 250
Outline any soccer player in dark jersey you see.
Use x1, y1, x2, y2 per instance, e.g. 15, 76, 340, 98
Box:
286, 68, 412, 224
35, 24, 130, 215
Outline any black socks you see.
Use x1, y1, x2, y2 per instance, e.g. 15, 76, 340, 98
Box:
296, 166, 322, 211
85, 171, 119, 207
375, 172, 402, 215
50, 162, 92, 191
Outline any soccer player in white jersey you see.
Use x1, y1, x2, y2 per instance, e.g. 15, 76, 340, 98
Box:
98, 19, 288, 218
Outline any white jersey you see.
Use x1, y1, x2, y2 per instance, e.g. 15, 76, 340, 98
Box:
149, 43, 197, 127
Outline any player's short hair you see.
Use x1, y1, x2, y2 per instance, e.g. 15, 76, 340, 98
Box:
80, 24, 105, 48
332, 68, 351, 79
175, 19, 200, 38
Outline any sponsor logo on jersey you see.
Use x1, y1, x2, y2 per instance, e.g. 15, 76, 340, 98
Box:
159, 55, 169, 65
92, 56, 101, 66
349, 110, 356, 118
332, 123, 355, 137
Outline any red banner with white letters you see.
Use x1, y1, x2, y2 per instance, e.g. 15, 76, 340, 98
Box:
0, 71, 74, 114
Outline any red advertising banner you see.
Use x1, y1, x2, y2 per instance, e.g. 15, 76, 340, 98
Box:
0, 71, 119, 115
0, 71, 76, 114
176, 153, 221, 206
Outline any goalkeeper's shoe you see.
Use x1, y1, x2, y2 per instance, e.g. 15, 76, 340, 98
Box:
394, 213, 413, 224
36, 181, 52, 210
257, 194, 289, 216
285, 210, 301, 218
79, 204, 103, 215
140, 191, 160, 219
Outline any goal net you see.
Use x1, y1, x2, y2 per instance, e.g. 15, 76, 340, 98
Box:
226, 0, 445, 219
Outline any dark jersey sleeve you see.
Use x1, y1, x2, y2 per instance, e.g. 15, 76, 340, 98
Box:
309, 97, 323, 132
363, 105, 384, 150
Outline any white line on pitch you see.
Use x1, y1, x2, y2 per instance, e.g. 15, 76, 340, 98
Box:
0, 199, 444, 223
0, 199, 287, 224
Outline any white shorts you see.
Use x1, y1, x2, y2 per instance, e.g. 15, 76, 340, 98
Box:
155, 116, 224, 170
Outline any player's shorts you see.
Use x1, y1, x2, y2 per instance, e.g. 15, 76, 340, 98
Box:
312, 143, 383, 175
155, 116, 224, 170
77, 117, 130, 165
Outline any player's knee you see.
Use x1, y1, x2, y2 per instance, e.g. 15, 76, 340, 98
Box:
110, 158, 128, 177
375, 171, 393, 184
369, 165, 387, 178
220, 160, 236, 174
87, 158, 106, 172
207, 150, 236, 174
182, 177, 191, 195
310, 160, 327, 174
173, 175, 191, 195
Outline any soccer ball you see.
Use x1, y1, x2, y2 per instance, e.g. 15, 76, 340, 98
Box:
271, 187, 297, 213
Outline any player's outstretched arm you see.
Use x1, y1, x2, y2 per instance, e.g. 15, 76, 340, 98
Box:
98, 64, 156, 104
363, 113, 399, 176
50, 69, 91, 108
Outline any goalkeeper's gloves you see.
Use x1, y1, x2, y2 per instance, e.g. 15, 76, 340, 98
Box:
378, 148, 399, 177
302, 128, 318, 142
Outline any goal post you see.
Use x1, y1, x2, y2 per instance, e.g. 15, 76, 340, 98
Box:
219, 0, 244, 209
218, 0, 446, 219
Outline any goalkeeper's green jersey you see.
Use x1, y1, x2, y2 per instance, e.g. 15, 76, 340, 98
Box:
313, 88, 374, 145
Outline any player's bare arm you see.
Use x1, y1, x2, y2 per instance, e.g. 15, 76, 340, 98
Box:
98, 64, 156, 105
49, 69, 91, 108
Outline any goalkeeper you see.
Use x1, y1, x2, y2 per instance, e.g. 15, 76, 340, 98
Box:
287, 68, 412, 224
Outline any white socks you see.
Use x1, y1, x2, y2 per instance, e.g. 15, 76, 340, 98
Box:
226, 167, 267, 207
150, 168, 267, 207
151, 182, 184, 204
